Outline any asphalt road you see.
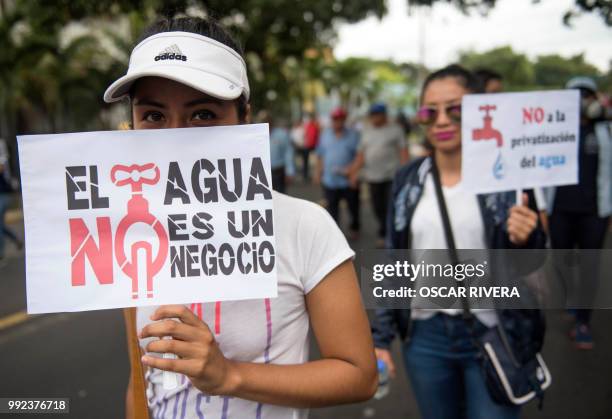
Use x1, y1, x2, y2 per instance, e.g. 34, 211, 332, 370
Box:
1, 181, 611, 419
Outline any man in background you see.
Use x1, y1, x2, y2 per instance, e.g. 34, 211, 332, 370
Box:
349, 103, 408, 247
315, 108, 360, 240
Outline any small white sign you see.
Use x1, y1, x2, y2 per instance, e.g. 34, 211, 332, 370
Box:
18, 124, 277, 314
462, 90, 579, 194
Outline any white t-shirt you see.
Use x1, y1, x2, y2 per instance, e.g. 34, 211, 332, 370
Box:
358, 123, 406, 182
410, 174, 497, 327
137, 192, 355, 419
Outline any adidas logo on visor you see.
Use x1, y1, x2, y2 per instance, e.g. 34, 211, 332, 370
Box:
154, 44, 187, 62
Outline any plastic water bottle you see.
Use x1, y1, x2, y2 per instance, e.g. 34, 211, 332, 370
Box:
374, 359, 390, 400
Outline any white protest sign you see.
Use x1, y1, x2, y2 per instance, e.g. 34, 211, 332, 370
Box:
18, 124, 277, 314
462, 90, 579, 194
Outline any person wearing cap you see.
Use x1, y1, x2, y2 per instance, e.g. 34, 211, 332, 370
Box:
544, 76, 611, 350
314, 107, 361, 240
104, 16, 377, 419
348, 103, 408, 248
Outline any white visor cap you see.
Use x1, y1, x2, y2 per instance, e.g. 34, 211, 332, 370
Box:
104, 31, 249, 103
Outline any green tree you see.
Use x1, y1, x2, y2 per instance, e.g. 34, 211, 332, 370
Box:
563, 0, 612, 27
0, 1, 131, 135
533, 54, 601, 89
459, 46, 535, 90
322, 57, 372, 107
407, 0, 612, 26
600, 61, 612, 93
459, 46, 609, 93
197, 1, 387, 112
1, 0, 389, 133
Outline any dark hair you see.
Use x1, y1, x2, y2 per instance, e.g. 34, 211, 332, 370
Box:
135, 16, 249, 122
420, 64, 481, 101
138, 17, 244, 55
474, 68, 502, 91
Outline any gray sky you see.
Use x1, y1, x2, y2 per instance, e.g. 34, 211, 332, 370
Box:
334, 0, 612, 71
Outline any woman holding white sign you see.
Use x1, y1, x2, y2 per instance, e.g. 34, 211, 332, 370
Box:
103, 16, 377, 419
372, 65, 548, 419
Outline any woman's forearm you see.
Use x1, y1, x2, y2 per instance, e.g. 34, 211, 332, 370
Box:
225, 357, 377, 408
220, 260, 378, 407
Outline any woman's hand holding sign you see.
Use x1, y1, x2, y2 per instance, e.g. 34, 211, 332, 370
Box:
506, 193, 539, 246
136, 261, 377, 408
139, 305, 240, 395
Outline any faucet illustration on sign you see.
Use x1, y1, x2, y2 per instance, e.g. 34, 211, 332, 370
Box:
472, 105, 503, 147
111, 163, 169, 299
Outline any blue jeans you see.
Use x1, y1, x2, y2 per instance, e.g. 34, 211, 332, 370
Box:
403, 314, 520, 419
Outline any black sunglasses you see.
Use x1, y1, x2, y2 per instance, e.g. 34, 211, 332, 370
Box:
416, 104, 462, 126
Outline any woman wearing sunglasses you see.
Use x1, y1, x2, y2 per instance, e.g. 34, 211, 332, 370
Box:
372, 65, 546, 419
106, 16, 377, 419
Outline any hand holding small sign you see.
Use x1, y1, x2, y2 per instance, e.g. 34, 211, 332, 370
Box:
506, 193, 538, 246
139, 305, 239, 395
461, 90, 579, 195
